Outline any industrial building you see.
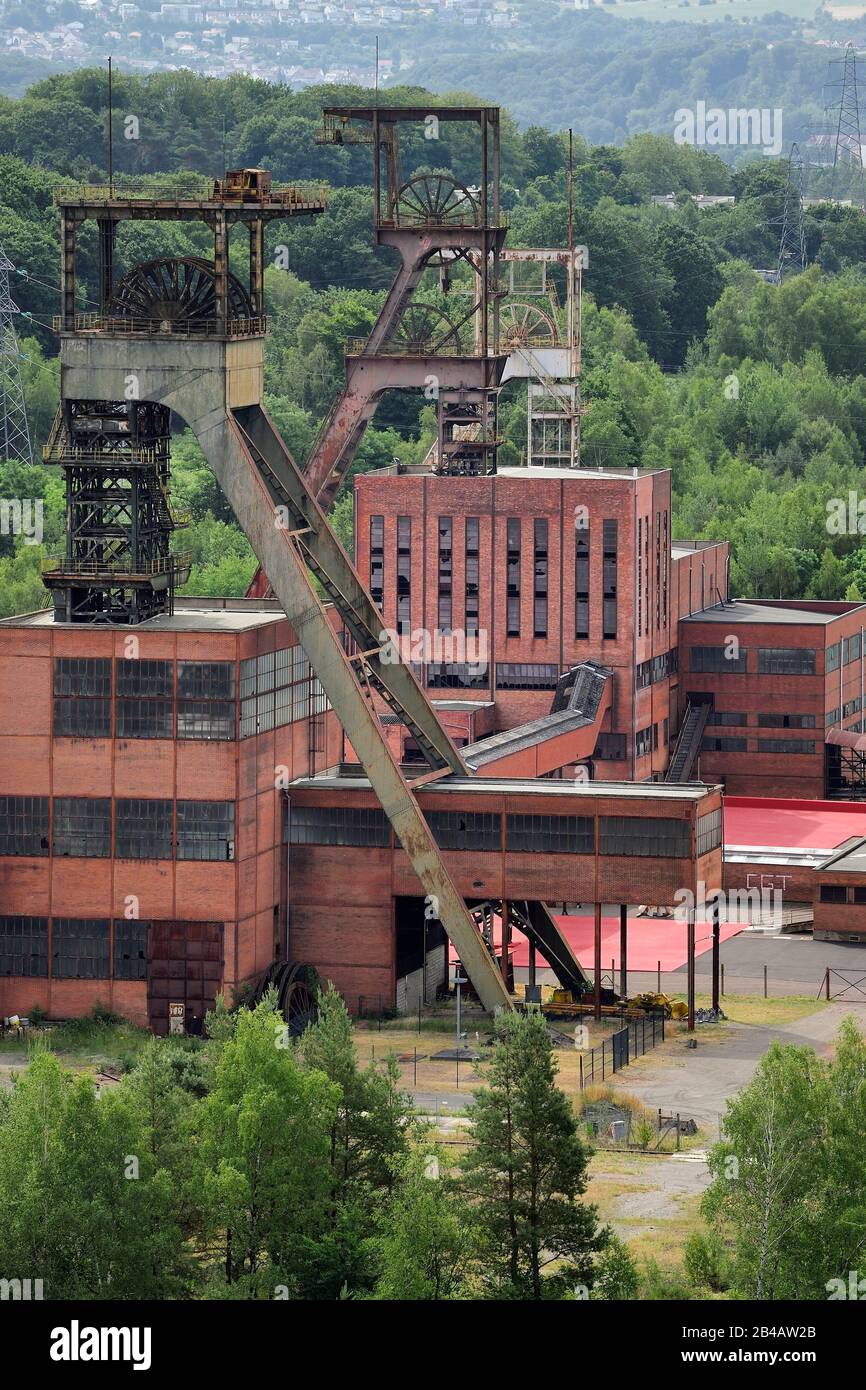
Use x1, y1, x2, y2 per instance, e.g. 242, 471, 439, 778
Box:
1, 108, 865, 1034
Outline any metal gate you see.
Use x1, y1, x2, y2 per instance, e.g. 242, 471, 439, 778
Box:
147, 921, 223, 1035
820, 968, 866, 1003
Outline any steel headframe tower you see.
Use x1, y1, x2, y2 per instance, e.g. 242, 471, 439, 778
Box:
0, 241, 33, 465
829, 42, 865, 205
776, 142, 808, 284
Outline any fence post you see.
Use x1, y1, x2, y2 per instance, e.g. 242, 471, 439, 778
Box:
720, 964, 725, 998
413, 1047, 417, 1086
825, 967, 831, 1001
676, 1113, 681, 1152
657, 960, 661, 993
764, 964, 768, 999
580, 1053, 583, 1090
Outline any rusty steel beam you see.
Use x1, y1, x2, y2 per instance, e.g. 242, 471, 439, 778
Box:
190, 402, 512, 1015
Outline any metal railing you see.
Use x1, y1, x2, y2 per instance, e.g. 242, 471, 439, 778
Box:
41, 551, 192, 579
53, 314, 267, 338
346, 335, 475, 357
54, 180, 328, 208
43, 440, 167, 466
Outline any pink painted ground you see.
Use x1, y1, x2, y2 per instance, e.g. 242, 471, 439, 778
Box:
449, 914, 742, 973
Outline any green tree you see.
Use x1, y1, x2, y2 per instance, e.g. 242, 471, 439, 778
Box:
373, 1146, 478, 1300
461, 1010, 607, 1299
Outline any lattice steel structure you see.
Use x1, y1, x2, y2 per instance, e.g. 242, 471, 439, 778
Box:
776, 143, 808, 283
0, 241, 32, 466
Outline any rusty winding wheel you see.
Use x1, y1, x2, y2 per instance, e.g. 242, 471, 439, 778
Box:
108, 256, 253, 326
387, 302, 465, 353
499, 301, 559, 349
248, 960, 320, 1035
395, 174, 479, 227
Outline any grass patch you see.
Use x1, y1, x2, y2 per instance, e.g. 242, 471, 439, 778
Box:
0, 1015, 150, 1066
669, 993, 829, 1028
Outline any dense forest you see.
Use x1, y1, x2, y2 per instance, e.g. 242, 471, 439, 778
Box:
3, 67, 866, 614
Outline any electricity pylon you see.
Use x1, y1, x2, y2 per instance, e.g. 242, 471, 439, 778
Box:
776, 143, 808, 283
829, 42, 865, 205
0, 242, 32, 465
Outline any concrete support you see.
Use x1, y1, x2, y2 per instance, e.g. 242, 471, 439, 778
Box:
249, 218, 264, 317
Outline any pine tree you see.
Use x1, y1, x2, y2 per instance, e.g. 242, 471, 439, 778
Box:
461, 1010, 608, 1299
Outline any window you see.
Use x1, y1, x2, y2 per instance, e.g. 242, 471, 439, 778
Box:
575, 522, 589, 640
848, 633, 862, 663
116, 798, 173, 860
438, 517, 452, 632
602, 519, 617, 639
757, 739, 816, 755
465, 518, 480, 638
177, 661, 235, 740
595, 732, 627, 760
600, 816, 691, 858
506, 814, 593, 854
826, 643, 841, 674
533, 519, 548, 637
690, 645, 747, 674
0, 796, 49, 856
758, 648, 816, 676
635, 726, 653, 758
370, 515, 384, 607
427, 663, 488, 689
52, 918, 110, 979
702, 736, 748, 753
0, 916, 48, 977
636, 650, 678, 691
114, 919, 148, 981
506, 518, 521, 636
53, 657, 112, 737
176, 801, 235, 862
844, 697, 862, 719
655, 512, 661, 633
826, 708, 840, 728
53, 798, 111, 858
662, 511, 669, 627
116, 658, 173, 738
427, 810, 501, 852
637, 516, 642, 639
757, 713, 816, 729
397, 516, 411, 634
239, 645, 324, 739
496, 663, 559, 691
286, 805, 390, 847
708, 712, 747, 727
696, 808, 722, 856
819, 885, 847, 904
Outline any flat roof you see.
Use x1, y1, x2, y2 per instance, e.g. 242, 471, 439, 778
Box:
682, 600, 865, 626
0, 598, 287, 633
722, 796, 866, 871
462, 709, 592, 768
289, 773, 718, 802
361, 464, 669, 484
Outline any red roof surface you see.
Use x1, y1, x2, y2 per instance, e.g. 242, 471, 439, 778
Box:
724, 796, 866, 850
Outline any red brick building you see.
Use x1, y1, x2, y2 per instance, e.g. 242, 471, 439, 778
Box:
0, 599, 340, 1031
354, 463, 729, 782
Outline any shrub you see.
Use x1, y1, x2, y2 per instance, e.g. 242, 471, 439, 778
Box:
684, 1229, 730, 1292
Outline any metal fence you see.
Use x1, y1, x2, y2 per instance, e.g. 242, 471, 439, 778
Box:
578, 1014, 665, 1090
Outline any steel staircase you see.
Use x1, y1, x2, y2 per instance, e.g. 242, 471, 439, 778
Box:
665, 701, 710, 783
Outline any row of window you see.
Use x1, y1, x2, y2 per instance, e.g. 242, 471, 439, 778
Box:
826, 634, 862, 673
818, 885, 866, 905
239, 646, 329, 739
286, 805, 695, 859
55, 657, 235, 740
688, 646, 818, 676
0, 797, 234, 861
706, 712, 817, 730
636, 649, 678, 691
0, 916, 147, 980
370, 514, 619, 642
635, 720, 669, 759
637, 510, 670, 639
702, 738, 817, 755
